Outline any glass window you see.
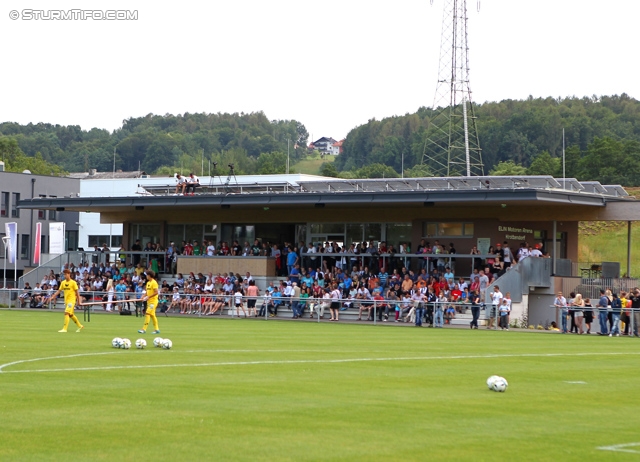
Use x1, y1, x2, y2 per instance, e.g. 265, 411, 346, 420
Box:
310, 223, 344, 234
38, 195, 46, 219
88, 235, 109, 247
363, 223, 382, 244
20, 234, 29, 260
184, 224, 204, 244
385, 223, 412, 248
439, 222, 463, 236
346, 223, 363, 246
423, 222, 473, 238
49, 196, 57, 220
111, 236, 123, 247
41, 235, 47, 254
0, 192, 7, 217
534, 230, 546, 240
168, 225, 185, 246
0, 232, 5, 258
11, 193, 20, 218
138, 224, 161, 247
66, 230, 78, 252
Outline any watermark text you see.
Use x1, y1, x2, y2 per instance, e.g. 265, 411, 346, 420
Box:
9, 9, 138, 21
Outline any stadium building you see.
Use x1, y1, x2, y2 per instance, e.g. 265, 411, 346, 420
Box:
17, 173, 640, 325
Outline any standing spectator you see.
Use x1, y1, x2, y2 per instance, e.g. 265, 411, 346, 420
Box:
554, 291, 568, 333
499, 298, 510, 330
246, 280, 259, 317
630, 289, 640, 337
448, 243, 456, 272
291, 282, 301, 319
470, 290, 481, 329
609, 293, 622, 337
489, 285, 503, 330
286, 245, 298, 276
502, 241, 513, 269
597, 289, 609, 336
583, 298, 594, 334
329, 283, 341, 321
131, 239, 142, 267
572, 293, 585, 334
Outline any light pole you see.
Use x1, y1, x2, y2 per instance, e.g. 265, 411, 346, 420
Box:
1, 236, 9, 290
286, 139, 290, 175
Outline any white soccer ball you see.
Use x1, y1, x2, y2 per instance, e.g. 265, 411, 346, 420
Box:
121, 338, 132, 350
153, 337, 164, 348
486, 375, 500, 389
162, 338, 172, 350
492, 377, 508, 392
135, 338, 147, 349
112, 337, 123, 348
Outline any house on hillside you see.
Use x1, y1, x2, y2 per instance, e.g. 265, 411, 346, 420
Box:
310, 137, 342, 156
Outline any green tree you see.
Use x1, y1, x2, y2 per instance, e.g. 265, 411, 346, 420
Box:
356, 163, 399, 179
578, 137, 640, 185
403, 163, 433, 178
319, 162, 338, 177
489, 161, 527, 176
257, 151, 287, 174
526, 151, 560, 176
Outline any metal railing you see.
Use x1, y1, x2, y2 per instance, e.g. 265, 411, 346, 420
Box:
562, 278, 640, 301
18, 251, 168, 290
0, 289, 486, 326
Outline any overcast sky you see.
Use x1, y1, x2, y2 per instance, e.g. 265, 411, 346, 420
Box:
2, 0, 638, 142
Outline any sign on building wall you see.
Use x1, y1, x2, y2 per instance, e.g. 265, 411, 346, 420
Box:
477, 238, 491, 255
4, 222, 17, 264
49, 222, 65, 255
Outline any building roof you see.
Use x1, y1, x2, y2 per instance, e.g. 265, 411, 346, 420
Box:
67, 170, 147, 180
17, 175, 632, 215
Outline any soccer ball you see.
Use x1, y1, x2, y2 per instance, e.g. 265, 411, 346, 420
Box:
153, 337, 164, 348
492, 377, 508, 392
112, 337, 123, 348
486, 375, 500, 389
162, 338, 172, 350
121, 338, 132, 349
135, 338, 147, 349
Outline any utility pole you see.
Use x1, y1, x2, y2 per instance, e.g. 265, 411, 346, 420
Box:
423, 0, 484, 177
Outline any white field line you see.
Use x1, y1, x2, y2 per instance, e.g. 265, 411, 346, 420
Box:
597, 442, 640, 454
1, 351, 639, 375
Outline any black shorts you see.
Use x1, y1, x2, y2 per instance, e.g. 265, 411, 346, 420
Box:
247, 299, 256, 308
330, 301, 340, 310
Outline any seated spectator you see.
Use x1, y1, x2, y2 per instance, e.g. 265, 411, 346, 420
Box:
174, 174, 186, 195
184, 173, 200, 195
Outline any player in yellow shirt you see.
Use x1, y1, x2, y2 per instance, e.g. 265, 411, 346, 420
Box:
51, 269, 84, 333
138, 270, 161, 334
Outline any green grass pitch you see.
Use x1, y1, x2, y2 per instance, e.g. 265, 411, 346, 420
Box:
1, 310, 639, 461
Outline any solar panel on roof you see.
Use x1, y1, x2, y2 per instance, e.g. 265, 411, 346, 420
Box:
602, 185, 629, 197
579, 182, 608, 194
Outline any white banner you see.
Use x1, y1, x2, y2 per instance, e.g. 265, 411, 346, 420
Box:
49, 222, 66, 255
4, 222, 17, 264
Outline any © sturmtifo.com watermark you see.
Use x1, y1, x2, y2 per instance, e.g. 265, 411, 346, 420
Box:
9, 10, 138, 20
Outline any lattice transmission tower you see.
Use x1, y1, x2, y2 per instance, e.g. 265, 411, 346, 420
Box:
422, 0, 484, 176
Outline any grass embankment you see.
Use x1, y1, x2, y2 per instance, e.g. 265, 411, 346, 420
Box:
291, 155, 334, 175
578, 187, 640, 277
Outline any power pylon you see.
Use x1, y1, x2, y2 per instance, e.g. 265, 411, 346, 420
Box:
422, 0, 484, 177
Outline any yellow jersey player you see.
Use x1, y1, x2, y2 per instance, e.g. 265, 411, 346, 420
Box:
138, 270, 160, 334
52, 269, 84, 333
